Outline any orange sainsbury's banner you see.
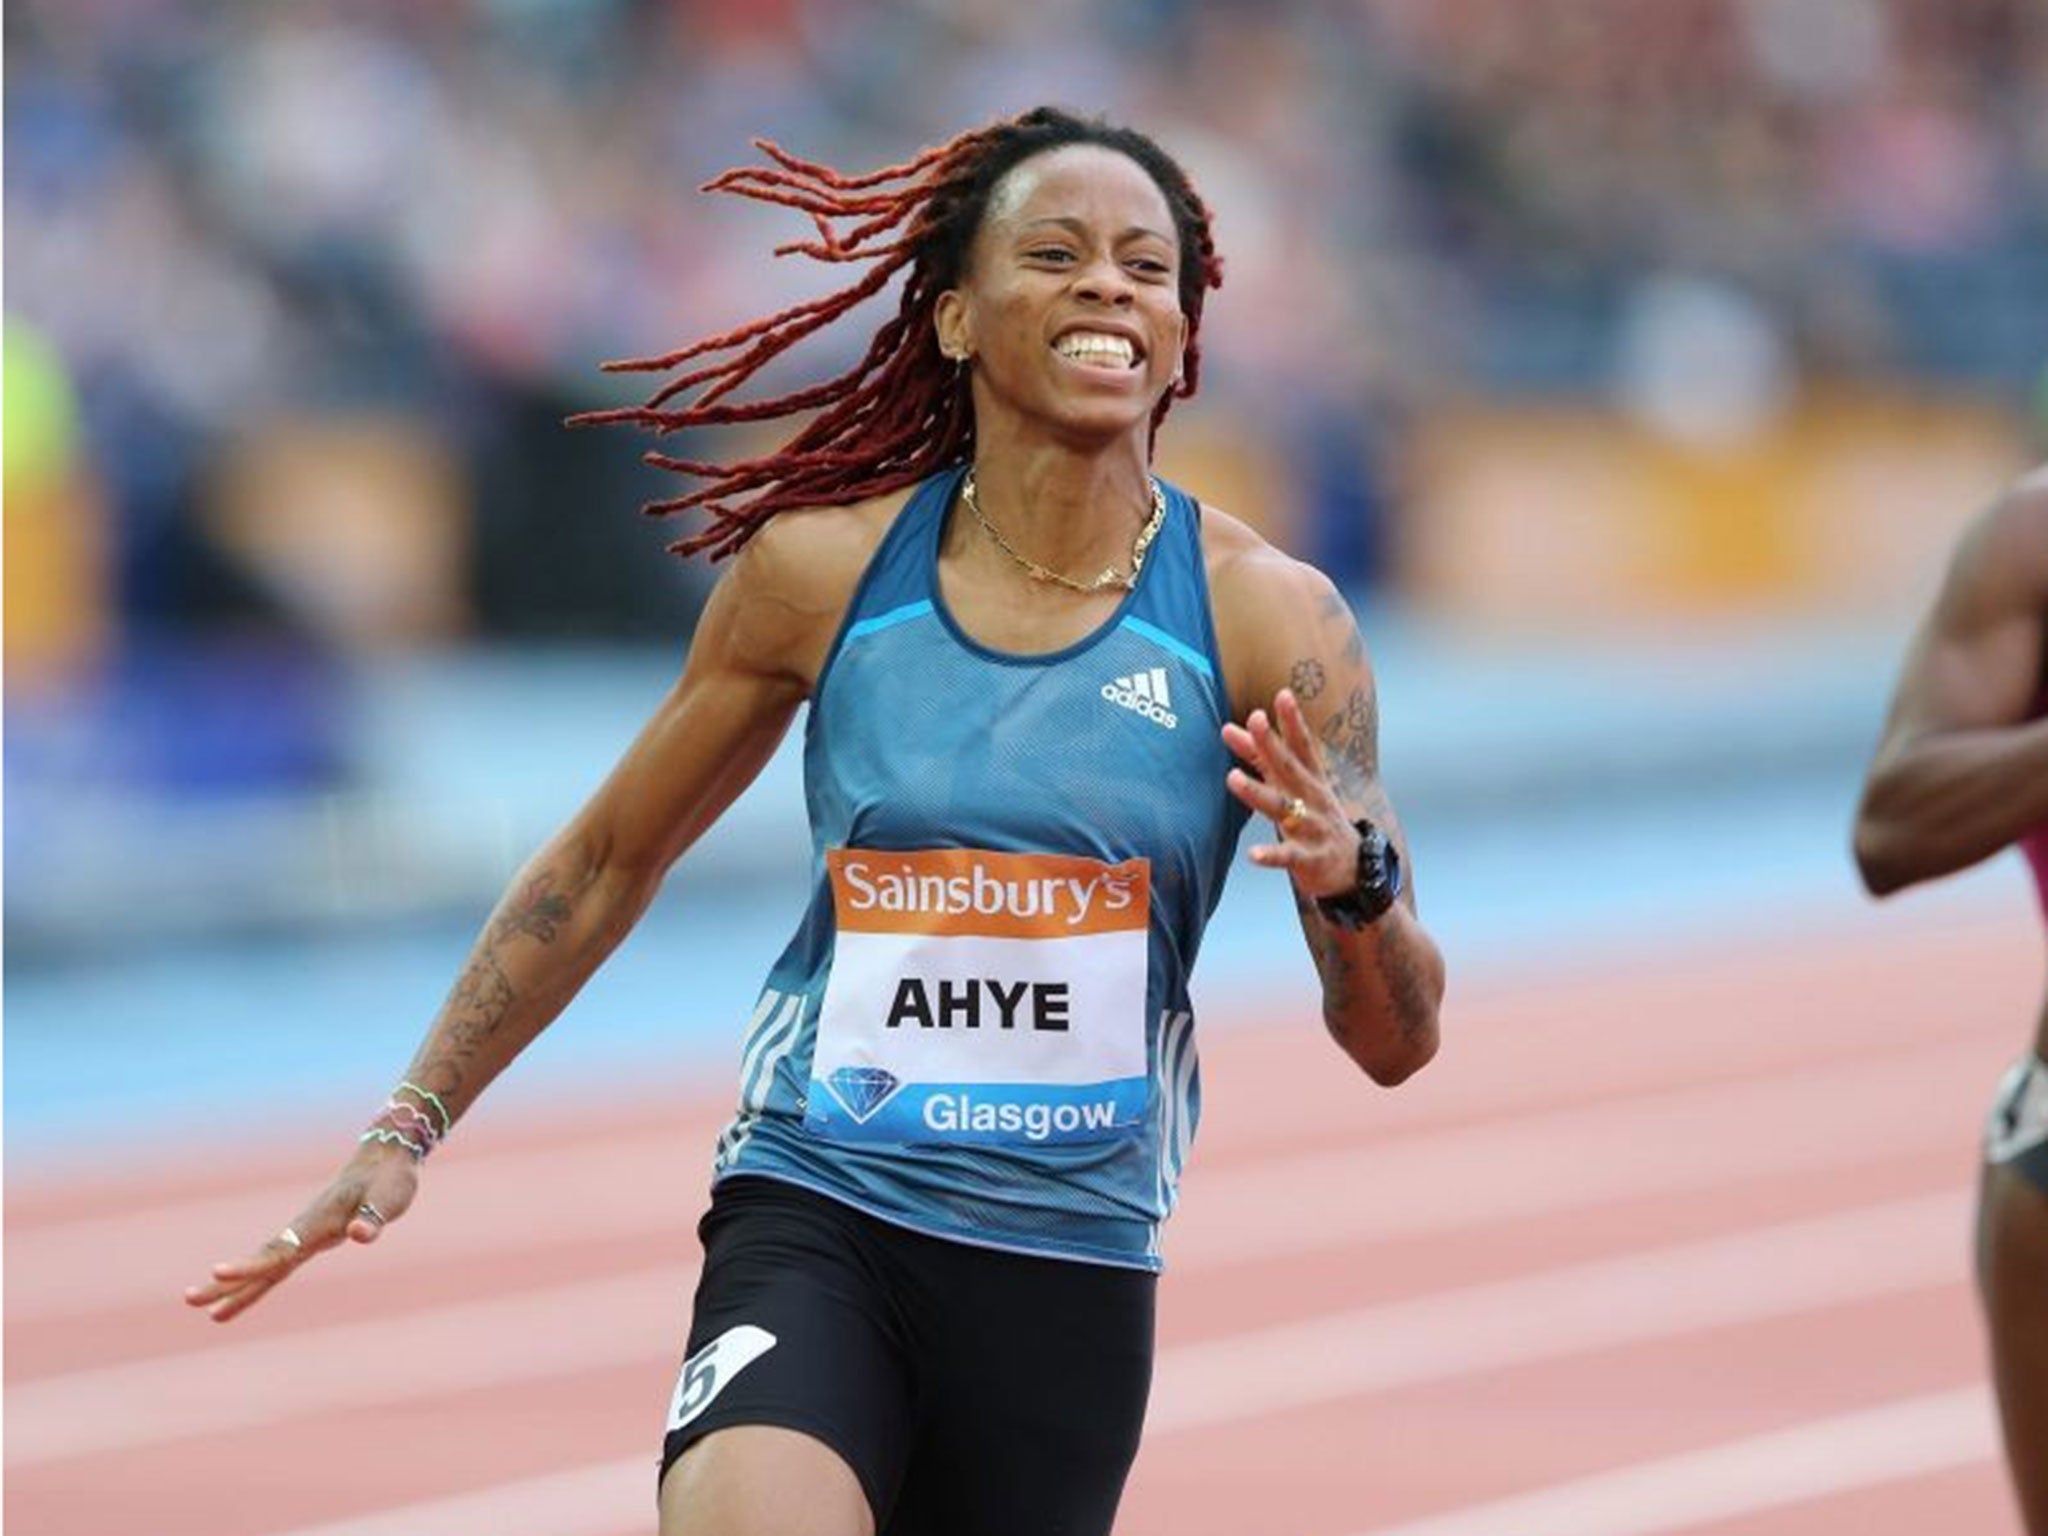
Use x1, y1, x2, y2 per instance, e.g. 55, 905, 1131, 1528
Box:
827, 847, 1150, 938
807, 847, 1154, 1146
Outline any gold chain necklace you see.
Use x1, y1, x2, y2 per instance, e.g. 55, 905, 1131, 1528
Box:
960, 470, 1168, 595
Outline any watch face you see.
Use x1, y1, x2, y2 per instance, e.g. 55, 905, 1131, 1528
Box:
1318, 820, 1399, 928
1375, 831, 1404, 899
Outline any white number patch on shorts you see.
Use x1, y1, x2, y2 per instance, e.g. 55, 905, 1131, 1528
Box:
666, 1324, 779, 1434
804, 847, 1151, 1148
1987, 1057, 2048, 1165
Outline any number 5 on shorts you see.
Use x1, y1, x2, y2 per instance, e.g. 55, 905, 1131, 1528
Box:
666, 1324, 779, 1433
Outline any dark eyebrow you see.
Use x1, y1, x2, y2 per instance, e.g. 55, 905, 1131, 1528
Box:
1018, 216, 1174, 245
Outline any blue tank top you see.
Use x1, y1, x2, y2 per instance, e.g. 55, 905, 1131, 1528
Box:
714, 466, 1249, 1270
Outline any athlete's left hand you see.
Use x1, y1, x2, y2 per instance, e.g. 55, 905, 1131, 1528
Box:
1222, 688, 1360, 901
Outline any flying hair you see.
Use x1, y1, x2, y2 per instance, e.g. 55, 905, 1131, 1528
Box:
567, 106, 1225, 561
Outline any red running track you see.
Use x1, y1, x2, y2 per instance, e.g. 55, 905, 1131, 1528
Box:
7, 896, 2038, 1535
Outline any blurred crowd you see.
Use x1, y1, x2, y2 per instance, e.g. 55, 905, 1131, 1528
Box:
7, 0, 2048, 952
6, 0, 2047, 655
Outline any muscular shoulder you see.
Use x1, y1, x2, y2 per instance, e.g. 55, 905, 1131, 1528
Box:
1984, 468, 2048, 580
1945, 467, 2048, 622
1200, 503, 1357, 719
705, 487, 915, 691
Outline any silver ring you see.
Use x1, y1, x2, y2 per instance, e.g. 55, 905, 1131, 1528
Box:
356, 1202, 387, 1226
277, 1226, 304, 1252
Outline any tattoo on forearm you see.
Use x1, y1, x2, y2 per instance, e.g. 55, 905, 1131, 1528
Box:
490, 873, 573, 946
1289, 604, 1430, 1055
447, 952, 516, 1050
412, 1055, 465, 1103
1293, 888, 1357, 1038
1295, 888, 1432, 1051
1383, 944, 1434, 1043
415, 866, 584, 1114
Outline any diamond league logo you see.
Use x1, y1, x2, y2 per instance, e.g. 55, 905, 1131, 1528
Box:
824, 1064, 906, 1125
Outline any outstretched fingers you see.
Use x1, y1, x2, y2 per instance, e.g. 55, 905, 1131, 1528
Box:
185, 1224, 318, 1321
1272, 687, 1329, 777
1222, 702, 1298, 787
1222, 690, 1356, 896
184, 1157, 416, 1323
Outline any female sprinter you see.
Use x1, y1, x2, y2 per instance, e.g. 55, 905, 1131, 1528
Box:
186, 106, 1446, 1536
1854, 467, 2048, 1536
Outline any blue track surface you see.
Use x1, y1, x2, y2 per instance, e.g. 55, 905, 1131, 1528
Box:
10, 624, 2027, 1162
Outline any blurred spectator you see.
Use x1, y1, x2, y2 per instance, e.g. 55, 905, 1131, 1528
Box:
4, 321, 109, 678
5, 0, 2045, 651
8, 0, 2046, 954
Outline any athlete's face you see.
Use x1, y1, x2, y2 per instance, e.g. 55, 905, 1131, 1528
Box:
936, 144, 1189, 448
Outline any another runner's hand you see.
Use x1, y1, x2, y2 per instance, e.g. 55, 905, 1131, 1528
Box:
1221, 687, 1359, 902
183, 1141, 419, 1323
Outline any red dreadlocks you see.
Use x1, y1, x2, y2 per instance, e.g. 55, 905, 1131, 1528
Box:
568, 106, 1225, 561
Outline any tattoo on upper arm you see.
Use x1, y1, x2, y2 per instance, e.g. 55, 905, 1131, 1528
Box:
1318, 593, 1368, 665
1315, 684, 1379, 807
1290, 659, 1327, 702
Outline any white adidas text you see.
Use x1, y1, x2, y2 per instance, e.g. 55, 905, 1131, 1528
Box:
1103, 666, 1177, 728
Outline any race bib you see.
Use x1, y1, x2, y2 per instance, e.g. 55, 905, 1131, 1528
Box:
804, 848, 1151, 1147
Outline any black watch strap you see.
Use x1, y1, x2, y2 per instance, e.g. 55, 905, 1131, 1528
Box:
1314, 820, 1403, 929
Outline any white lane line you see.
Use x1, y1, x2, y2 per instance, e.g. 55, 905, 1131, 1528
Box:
5, 1133, 701, 1322
243, 1262, 1991, 1536
1341, 1385, 1997, 1536
6, 1190, 1969, 1472
1171, 1040, 1984, 1266
7, 1037, 1985, 1322
1148, 1189, 1967, 1432
260, 1457, 653, 1536
5, 1265, 694, 1467
251, 1386, 2001, 1536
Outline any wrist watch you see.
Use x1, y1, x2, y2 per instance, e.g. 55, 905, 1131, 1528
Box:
1314, 819, 1404, 929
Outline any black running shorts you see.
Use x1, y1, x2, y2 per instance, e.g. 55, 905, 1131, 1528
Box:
659, 1175, 1156, 1536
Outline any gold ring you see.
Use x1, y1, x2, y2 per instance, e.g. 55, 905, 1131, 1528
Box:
1279, 796, 1308, 832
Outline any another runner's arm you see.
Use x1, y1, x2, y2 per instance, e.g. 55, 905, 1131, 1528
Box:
1218, 553, 1445, 1085
1854, 474, 2048, 896
187, 515, 838, 1320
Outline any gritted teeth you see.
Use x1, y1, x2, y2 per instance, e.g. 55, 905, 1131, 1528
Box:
1052, 330, 1141, 368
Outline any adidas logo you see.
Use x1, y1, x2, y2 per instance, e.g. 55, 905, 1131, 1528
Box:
1102, 666, 1178, 729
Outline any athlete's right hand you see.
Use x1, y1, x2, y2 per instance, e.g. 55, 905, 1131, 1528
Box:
183, 1141, 420, 1323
